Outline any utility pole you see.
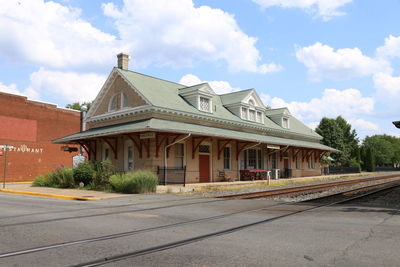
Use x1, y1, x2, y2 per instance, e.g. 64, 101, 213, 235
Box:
2, 144, 14, 189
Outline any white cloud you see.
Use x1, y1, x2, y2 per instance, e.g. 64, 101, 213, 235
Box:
0, 82, 38, 99
102, 0, 281, 74
296, 42, 390, 81
351, 119, 379, 132
179, 74, 239, 94
0, 0, 122, 69
373, 73, 400, 97
376, 35, 400, 59
252, 0, 353, 21
261, 88, 374, 121
28, 68, 106, 103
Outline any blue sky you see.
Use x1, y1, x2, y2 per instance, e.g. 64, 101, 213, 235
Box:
1, 0, 400, 139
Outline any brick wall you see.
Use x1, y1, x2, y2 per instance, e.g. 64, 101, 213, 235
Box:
0, 92, 81, 182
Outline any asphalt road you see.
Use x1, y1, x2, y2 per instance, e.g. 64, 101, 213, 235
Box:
0, 192, 399, 266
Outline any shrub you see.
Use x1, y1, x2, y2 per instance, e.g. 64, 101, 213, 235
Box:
33, 168, 74, 188
109, 170, 158, 194
73, 162, 95, 186
32, 175, 50, 187
91, 160, 115, 187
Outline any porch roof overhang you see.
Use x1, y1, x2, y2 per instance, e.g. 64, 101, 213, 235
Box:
53, 118, 339, 152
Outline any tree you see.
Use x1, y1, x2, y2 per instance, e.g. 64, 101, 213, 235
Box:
365, 147, 375, 172
66, 101, 92, 111
362, 135, 400, 167
315, 116, 359, 166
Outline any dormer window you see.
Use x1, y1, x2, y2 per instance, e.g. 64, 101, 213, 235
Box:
241, 107, 248, 119
199, 96, 211, 112
249, 110, 255, 121
256, 111, 262, 123
282, 117, 289, 129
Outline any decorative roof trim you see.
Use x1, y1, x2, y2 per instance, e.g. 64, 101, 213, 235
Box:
87, 105, 321, 141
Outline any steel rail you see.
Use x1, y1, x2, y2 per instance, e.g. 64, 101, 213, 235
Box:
70, 182, 400, 267
220, 173, 400, 199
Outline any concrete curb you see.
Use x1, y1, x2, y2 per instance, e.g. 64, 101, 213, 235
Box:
0, 188, 102, 201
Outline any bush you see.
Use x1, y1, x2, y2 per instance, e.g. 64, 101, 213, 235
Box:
109, 170, 158, 194
91, 160, 115, 187
73, 162, 95, 186
33, 167, 74, 188
32, 175, 50, 187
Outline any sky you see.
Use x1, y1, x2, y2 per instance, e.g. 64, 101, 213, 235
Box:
1, 0, 400, 140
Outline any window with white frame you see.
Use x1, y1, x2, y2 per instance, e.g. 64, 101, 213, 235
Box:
282, 117, 289, 129
256, 111, 262, 123
245, 149, 262, 169
241, 107, 248, 120
199, 97, 211, 112
223, 147, 231, 170
271, 153, 277, 169
307, 153, 315, 169
108, 94, 118, 112
175, 143, 184, 168
103, 144, 110, 161
122, 93, 129, 108
249, 110, 256, 121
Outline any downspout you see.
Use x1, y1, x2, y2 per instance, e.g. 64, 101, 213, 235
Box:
80, 105, 88, 156
164, 133, 192, 185
237, 141, 261, 181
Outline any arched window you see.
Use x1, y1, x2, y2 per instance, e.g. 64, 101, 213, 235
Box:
122, 93, 129, 108
108, 94, 118, 112
248, 99, 255, 106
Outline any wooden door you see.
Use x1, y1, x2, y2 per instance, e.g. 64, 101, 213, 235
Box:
284, 158, 289, 169
199, 154, 210, 182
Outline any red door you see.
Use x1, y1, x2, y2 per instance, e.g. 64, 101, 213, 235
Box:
199, 154, 210, 183
284, 158, 289, 169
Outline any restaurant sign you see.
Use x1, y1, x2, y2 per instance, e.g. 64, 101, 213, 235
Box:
0, 144, 43, 154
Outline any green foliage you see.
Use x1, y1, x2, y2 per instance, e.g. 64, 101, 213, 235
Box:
109, 170, 158, 194
316, 116, 359, 166
91, 160, 116, 187
365, 147, 376, 172
32, 175, 50, 187
73, 162, 95, 186
33, 168, 75, 188
362, 134, 400, 167
65, 101, 92, 111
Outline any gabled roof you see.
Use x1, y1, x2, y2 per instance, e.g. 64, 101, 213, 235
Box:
87, 68, 322, 140
220, 89, 253, 106
265, 107, 291, 116
178, 83, 215, 96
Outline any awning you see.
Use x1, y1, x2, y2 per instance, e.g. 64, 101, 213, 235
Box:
53, 118, 338, 152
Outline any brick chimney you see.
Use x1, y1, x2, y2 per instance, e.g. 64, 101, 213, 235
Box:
117, 53, 129, 70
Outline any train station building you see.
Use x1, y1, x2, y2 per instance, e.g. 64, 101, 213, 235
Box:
54, 53, 337, 183
0, 92, 81, 182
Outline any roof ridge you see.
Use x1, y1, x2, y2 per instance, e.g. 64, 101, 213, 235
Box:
178, 82, 209, 90
219, 88, 253, 96
116, 67, 185, 87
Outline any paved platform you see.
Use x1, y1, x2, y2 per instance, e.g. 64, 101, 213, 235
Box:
0, 172, 386, 200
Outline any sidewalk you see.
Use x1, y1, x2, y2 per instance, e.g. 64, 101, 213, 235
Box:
0, 183, 125, 201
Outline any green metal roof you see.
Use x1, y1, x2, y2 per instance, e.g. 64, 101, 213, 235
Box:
115, 68, 322, 140
54, 118, 338, 152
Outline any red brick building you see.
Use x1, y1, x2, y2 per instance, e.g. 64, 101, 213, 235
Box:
0, 92, 81, 182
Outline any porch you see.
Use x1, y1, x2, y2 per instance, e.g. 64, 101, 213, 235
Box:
53, 118, 335, 184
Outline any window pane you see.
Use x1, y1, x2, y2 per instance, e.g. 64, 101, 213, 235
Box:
200, 97, 210, 112
256, 112, 262, 122
199, 145, 210, 153
242, 107, 248, 119
223, 147, 230, 170
249, 110, 255, 121
247, 149, 256, 169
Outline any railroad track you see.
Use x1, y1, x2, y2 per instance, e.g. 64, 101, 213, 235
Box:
1, 174, 400, 266
219, 173, 400, 199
